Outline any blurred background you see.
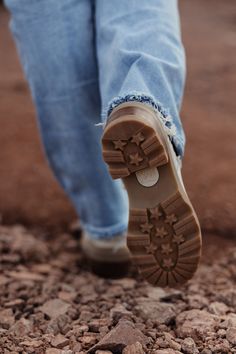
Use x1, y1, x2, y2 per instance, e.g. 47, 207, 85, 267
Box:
0, 0, 235, 235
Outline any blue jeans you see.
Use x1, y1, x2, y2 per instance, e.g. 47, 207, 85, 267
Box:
5, 0, 186, 239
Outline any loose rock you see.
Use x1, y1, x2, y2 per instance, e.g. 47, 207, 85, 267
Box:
226, 327, 236, 345
110, 304, 132, 323
154, 350, 182, 354
51, 333, 69, 349
181, 337, 199, 354
135, 298, 176, 325
20, 339, 43, 348
0, 222, 236, 353
39, 299, 71, 319
176, 310, 220, 340
0, 309, 15, 329
88, 320, 148, 353
46, 349, 61, 354
10, 318, 33, 337
122, 341, 144, 354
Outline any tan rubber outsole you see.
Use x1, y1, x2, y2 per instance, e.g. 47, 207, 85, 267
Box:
102, 102, 202, 287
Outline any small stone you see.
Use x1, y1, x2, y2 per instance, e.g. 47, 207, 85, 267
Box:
108, 285, 125, 298
99, 326, 109, 336
73, 324, 89, 336
164, 333, 181, 351
122, 341, 144, 354
39, 299, 70, 319
146, 287, 166, 300
146, 330, 156, 340
0, 309, 15, 329
176, 310, 220, 340
10, 318, 33, 337
217, 328, 226, 337
209, 339, 230, 353
226, 327, 236, 345
113, 278, 136, 290
154, 350, 182, 354
8, 270, 44, 282
20, 339, 43, 348
58, 291, 77, 303
95, 351, 113, 354
0, 275, 9, 286
51, 334, 69, 349
220, 313, 236, 329
79, 310, 94, 322
135, 298, 175, 325
187, 294, 209, 309
1, 253, 21, 263
155, 336, 168, 349
32, 263, 52, 274
208, 301, 229, 316
88, 320, 148, 353
11, 227, 49, 261
89, 319, 110, 333
4, 299, 24, 308
46, 350, 61, 354
46, 314, 71, 335
160, 289, 183, 302
181, 337, 199, 354
110, 304, 132, 322
72, 342, 82, 352
217, 289, 236, 308
80, 335, 97, 348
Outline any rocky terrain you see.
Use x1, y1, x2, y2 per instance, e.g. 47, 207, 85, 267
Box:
0, 225, 235, 353
0, 0, 236, 353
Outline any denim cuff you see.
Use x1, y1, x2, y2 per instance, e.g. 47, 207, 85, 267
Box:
101, 91, 184, 158
80, 220, 127, 240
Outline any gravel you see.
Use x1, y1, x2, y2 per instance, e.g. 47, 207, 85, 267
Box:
0, 224, 236, 353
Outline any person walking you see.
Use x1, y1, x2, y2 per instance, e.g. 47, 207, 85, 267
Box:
5, 0, 201, 287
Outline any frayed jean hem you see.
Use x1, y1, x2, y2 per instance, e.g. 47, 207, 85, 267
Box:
80, 220, 127, 240
101, 91, 184, 158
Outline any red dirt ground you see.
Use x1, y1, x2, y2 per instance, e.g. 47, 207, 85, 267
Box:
0, 0, 235, 235
0, 1, 236, 353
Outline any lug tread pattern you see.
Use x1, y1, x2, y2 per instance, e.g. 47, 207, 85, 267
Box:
127, 191, 201, 287
102, 120, 168, 179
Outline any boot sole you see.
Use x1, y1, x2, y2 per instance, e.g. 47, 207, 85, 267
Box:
102, 102, 202, 287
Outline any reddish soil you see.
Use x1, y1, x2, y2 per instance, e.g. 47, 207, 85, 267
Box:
0, 0, 236, 234
0, 1, 236, 353
0, 225, 236, 353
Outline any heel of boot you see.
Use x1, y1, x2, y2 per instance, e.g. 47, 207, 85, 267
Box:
102, 113, 168, 179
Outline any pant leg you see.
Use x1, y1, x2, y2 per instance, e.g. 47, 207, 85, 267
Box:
95, 0, 186, 158
5, 0, 128, 238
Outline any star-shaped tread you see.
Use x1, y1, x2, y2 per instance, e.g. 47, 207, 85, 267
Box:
140, 222, 153, 234
162, 258, 174, 269
149, 207, 162, 220
129, 153, 143, 166
113, 140, 127, 150
161, 243, 173, 255
145, 243, 158, 254
173, 234, 185, 245
165, 213, 178, 225
155, 226, 168, 238
131, 132, 145, 145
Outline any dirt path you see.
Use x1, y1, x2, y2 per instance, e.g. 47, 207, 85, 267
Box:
0, 225, 235, 353
0, 1, 236, 353
0, 1, 236, 234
